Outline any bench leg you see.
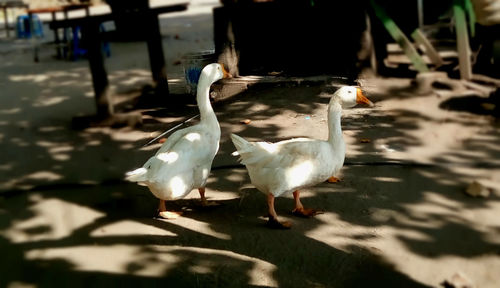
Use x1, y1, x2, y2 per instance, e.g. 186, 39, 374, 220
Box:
81, 22, 113, 118
145, 14, 169, 96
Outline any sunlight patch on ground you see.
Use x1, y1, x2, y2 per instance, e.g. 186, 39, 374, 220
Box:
6, 281, 35, 288
1, 194, 104, 243
417, 169, 464, 188
84, 91, 95, 97
49, 145, 73, 154
33, 96, 69, 107
10, 137, 30, 147
36, 140, 63, 148
403, 191, 470, 222
107, 129, 151, 143
35, 141, 74, 162
85, 140, 102, 146
400, 190, 500, 245
207, 169, 248, 185
37, 126, 64, 133
175, 217, 231, 240
109, 69, 150, 86
373, 176, 403, 183
119, 143, 136, 150
0, 108, 21, 115
9, 74, 48, 83
306, 203, 500, 288
0, 163, 12, 171
305, 213, 382, 252
8, 70, 89, 86
26, 171, 62, 181
25, 245, 277, 287
90, 220, 177, 237
168, 78, 183, 83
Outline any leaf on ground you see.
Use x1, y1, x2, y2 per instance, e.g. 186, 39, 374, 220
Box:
327, 176, 341, 183
465, 181, 491, 198
441, 272, 475, 288
240, 119, 251, 124
480, 103, 496, 111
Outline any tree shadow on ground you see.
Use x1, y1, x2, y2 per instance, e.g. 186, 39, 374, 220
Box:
1, 75, 445, 287
440, 94, 499, 117
2, 19, 500, 285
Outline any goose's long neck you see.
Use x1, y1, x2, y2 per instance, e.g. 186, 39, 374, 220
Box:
196, 76, 219, 130
327, 100, 343, 146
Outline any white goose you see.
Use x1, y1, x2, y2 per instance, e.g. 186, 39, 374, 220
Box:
126, 63, 231, 219
231, 86, 372, 228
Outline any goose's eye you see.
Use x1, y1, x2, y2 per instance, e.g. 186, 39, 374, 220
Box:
348, 91, 352, 93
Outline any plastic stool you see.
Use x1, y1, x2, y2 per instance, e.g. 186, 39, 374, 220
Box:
16, 14, 44, 39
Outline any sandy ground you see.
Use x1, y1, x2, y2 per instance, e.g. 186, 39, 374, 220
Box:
1, 1, 500, 287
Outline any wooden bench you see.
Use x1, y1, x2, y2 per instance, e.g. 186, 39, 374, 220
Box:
33, 2, 189, 127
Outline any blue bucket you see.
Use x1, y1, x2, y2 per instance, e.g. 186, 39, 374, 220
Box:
182, 50, 216, 96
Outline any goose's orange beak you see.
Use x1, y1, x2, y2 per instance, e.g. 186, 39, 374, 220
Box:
220, 63, 232, 79
356, 87, 373, 106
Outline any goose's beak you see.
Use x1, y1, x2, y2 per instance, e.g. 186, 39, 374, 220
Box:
356, 88, 373, 107
220, 64, 232, 79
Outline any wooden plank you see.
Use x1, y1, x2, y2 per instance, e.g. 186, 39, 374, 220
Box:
411, 28, 444, 67
370, 0, 429, 73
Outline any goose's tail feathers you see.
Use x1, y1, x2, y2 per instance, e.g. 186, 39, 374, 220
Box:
125, 167, 148, 183
230, 133, 251, 155
230, 133, 264, 165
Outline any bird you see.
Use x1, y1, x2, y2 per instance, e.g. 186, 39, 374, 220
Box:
230, 86, 373, 229
125, 63, 231, 219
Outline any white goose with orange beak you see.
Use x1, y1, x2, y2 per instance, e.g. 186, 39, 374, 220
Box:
231, 86, 373, 229
126, 63, 231, 219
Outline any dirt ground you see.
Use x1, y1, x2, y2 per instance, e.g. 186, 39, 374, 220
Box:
1, 1, 500, 287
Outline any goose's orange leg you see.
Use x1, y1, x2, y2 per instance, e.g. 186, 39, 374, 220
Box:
157, 199, 182, 219
267, 194, 292, 229
327, 176, 341, 183
291, 190, 324, 217
198, 187, 219, 207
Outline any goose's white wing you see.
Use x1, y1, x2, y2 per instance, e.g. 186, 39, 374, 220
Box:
127, 125, 219, 199
231, 134, 336, 196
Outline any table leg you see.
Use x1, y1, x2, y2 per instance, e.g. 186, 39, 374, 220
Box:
51, 11, 62, 59
145, 14, 169, 96
81, 22, 113, 118
63, 10, 69, 59
3, 7, 9, 38
28, 12, 39, 62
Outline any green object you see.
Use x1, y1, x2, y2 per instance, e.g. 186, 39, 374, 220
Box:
453, 0, 473, 79
453, 0, 476, 37
370, 0, 429, 73
465, 0, 476, 37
